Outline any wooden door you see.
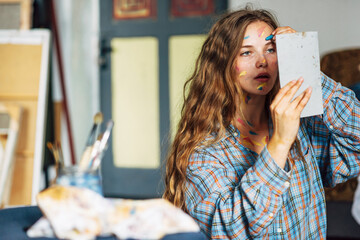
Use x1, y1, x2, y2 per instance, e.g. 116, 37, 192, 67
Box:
99, 0, 227, 198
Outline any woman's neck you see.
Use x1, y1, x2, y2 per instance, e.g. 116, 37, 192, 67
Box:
233, 94, 270, 154
236, 94, 268, 129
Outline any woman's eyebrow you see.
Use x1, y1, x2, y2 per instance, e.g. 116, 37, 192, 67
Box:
240, 45, 253, 48
241, 42, 274, 48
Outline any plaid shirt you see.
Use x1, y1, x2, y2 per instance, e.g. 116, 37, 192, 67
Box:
185, 74, 360, 239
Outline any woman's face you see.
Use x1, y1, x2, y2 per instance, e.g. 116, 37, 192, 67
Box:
234, 21, 278, 96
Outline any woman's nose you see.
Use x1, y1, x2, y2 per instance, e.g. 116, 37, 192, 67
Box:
256, 56, 268, 68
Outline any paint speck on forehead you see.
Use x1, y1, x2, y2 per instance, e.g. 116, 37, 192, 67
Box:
244, 35, 250, 40
257, 26, 266, 38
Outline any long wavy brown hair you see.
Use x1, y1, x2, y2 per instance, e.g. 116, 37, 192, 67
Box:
163, 6, 280, 211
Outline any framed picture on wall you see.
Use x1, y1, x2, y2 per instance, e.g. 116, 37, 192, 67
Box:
113, 0, 157, 20
171, 0, 214, 17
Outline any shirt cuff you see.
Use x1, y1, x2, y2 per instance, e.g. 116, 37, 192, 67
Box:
252, 146, 292, 196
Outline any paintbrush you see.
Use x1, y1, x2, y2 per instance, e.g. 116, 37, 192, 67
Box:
55, 141, 65, 168
47, 142, 61, 167
79, 112, 103, 170
47, 142, 64, 185
86, 112, 103, 146
88, 120, 114, 170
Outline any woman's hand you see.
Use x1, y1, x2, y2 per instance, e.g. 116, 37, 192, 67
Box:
267, 78, 312, 168
269, 26, 296, 41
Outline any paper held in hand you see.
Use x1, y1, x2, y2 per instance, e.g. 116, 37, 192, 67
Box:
276, 32, 323, 118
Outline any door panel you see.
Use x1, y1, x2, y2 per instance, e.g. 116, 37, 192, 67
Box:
111, 37, 160, 169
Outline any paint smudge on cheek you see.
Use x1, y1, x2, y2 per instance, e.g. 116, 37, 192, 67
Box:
257, 26, 266, 38
244, 35, 250, 40
257, 82, 267, 90
239, 71, 247, 77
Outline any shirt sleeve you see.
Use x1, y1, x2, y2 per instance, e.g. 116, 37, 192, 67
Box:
185, 145, 292, 239
307, 73, 360, 187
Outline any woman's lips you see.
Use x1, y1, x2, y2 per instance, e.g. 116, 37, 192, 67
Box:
254, 73, 270, 82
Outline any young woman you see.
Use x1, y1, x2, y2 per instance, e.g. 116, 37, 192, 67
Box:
164, 6, 360, 239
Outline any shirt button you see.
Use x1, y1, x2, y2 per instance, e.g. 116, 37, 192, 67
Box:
233, 132, 238, 137
277, 228, 282, 233
269, 213, 274, 218
329, 125, 334, 130
284, 181, 290, 187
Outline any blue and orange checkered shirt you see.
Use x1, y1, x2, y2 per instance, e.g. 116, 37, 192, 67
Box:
184, 74, 360, 239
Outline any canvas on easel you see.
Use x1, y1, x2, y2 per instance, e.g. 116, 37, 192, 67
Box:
0, 103, 22, 207
0, 29, 51, 206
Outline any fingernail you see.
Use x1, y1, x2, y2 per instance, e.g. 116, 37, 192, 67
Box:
265, 34, 274, 41
307, 87, 312, 93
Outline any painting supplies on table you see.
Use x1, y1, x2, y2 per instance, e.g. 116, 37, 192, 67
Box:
87, 120, 114, 170
29, 185, 200, 240
47, 112, 114, 195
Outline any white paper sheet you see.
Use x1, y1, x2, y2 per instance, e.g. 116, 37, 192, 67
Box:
276, 32, 323, 118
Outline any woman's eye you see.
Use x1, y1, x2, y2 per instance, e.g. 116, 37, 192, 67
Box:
240, 51, 251, 56
267, 48, 275, 53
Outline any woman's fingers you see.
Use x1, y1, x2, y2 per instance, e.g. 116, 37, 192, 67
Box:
271, 79, 296, 106
269, 26, 296, 41
282, 77, 304, 102
291, 86, 313, 114
272, 26, 296, 35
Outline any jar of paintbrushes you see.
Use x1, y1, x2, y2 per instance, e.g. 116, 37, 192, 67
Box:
47, 112, 114, 196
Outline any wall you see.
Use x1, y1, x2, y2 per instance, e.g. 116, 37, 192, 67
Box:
53, 0, 99, 163
229, 0, 360, 57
